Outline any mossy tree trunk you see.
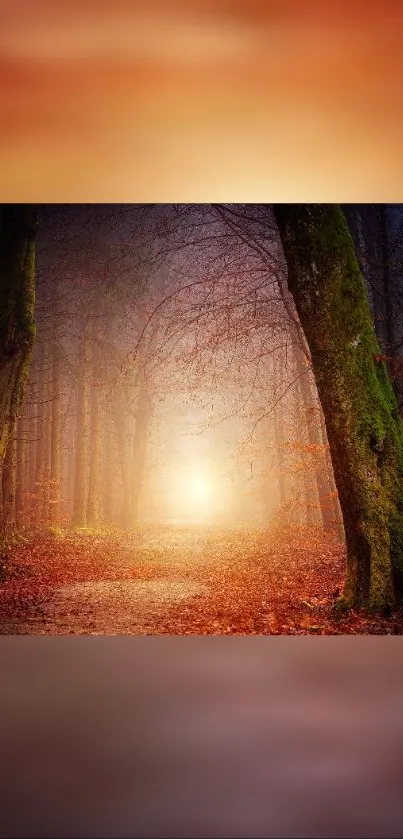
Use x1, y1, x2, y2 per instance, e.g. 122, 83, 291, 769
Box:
274, 204, 403, 612
0, 205, 37, 467
344, 205, 403, 415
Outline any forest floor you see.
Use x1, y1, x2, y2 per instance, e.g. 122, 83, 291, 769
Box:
1, 523, 403, 635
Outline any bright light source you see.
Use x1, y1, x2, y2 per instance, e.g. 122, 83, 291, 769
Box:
166, 463, 215, 522
156, 458, 235, 525
186, 472, 211, 505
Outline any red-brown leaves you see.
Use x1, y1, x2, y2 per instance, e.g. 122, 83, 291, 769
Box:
1, 525, 402, 635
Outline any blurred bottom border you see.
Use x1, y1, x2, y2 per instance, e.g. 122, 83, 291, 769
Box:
1, 637, 402, 838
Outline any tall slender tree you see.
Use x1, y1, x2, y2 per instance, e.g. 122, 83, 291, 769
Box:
71, 320, 89, 527
50, 332, 61, 523
2, 433, 17, 528
87, 320, 101, 525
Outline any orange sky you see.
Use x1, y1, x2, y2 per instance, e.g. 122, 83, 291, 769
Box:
1, 1, 403, 201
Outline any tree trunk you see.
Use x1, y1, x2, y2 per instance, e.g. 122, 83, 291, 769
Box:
114, 411, 133, 530
293, 361, 320, 528
295, 349, 335, 530
318, 404, 345, 540
274, 204, 403, 612
344, 204, 403, 413
102, 410, 114, 524
27, 391, 37, 527
257, 412, 277, 526
71, 322, 89, 527
379, 206, 394, 369
16, 410, 27, 528
269, 359, 287, 511
113, 380, 152, 529
2, 433, 17, 529
33, 347, 47, 527
50, 337, 61, 523
87, 322, 101, 525
0, 206, 37, 465
131, 388, 152, 523
41, 360, 51, 526
378, 205, 403, 412
61, 381, 75, 523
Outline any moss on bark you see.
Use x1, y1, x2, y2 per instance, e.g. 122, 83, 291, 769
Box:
274, 204, 403, 612
0, 206, 37, 465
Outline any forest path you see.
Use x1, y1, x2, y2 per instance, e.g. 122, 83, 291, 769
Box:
0, 523, 400, 633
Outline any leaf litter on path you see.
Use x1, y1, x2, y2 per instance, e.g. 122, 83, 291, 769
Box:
1, 524, 402, 634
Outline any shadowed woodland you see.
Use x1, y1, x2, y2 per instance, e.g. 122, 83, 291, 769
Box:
2, 203, 403, 634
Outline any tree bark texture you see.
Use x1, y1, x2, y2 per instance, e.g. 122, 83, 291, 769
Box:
274, 204, 403, 611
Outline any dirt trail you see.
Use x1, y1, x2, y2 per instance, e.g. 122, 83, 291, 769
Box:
1, 523, 402, 634
0, 525, 213, 634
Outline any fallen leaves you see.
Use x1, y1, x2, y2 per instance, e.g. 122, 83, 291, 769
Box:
0, 524, 403, 634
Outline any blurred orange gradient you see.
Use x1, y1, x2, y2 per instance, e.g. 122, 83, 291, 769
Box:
1, 0, 403, 201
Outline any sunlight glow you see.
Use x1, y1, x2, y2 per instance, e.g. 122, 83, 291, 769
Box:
175, 466, 214, 521
186, 471, 212, 505
164, 462, 223, 524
